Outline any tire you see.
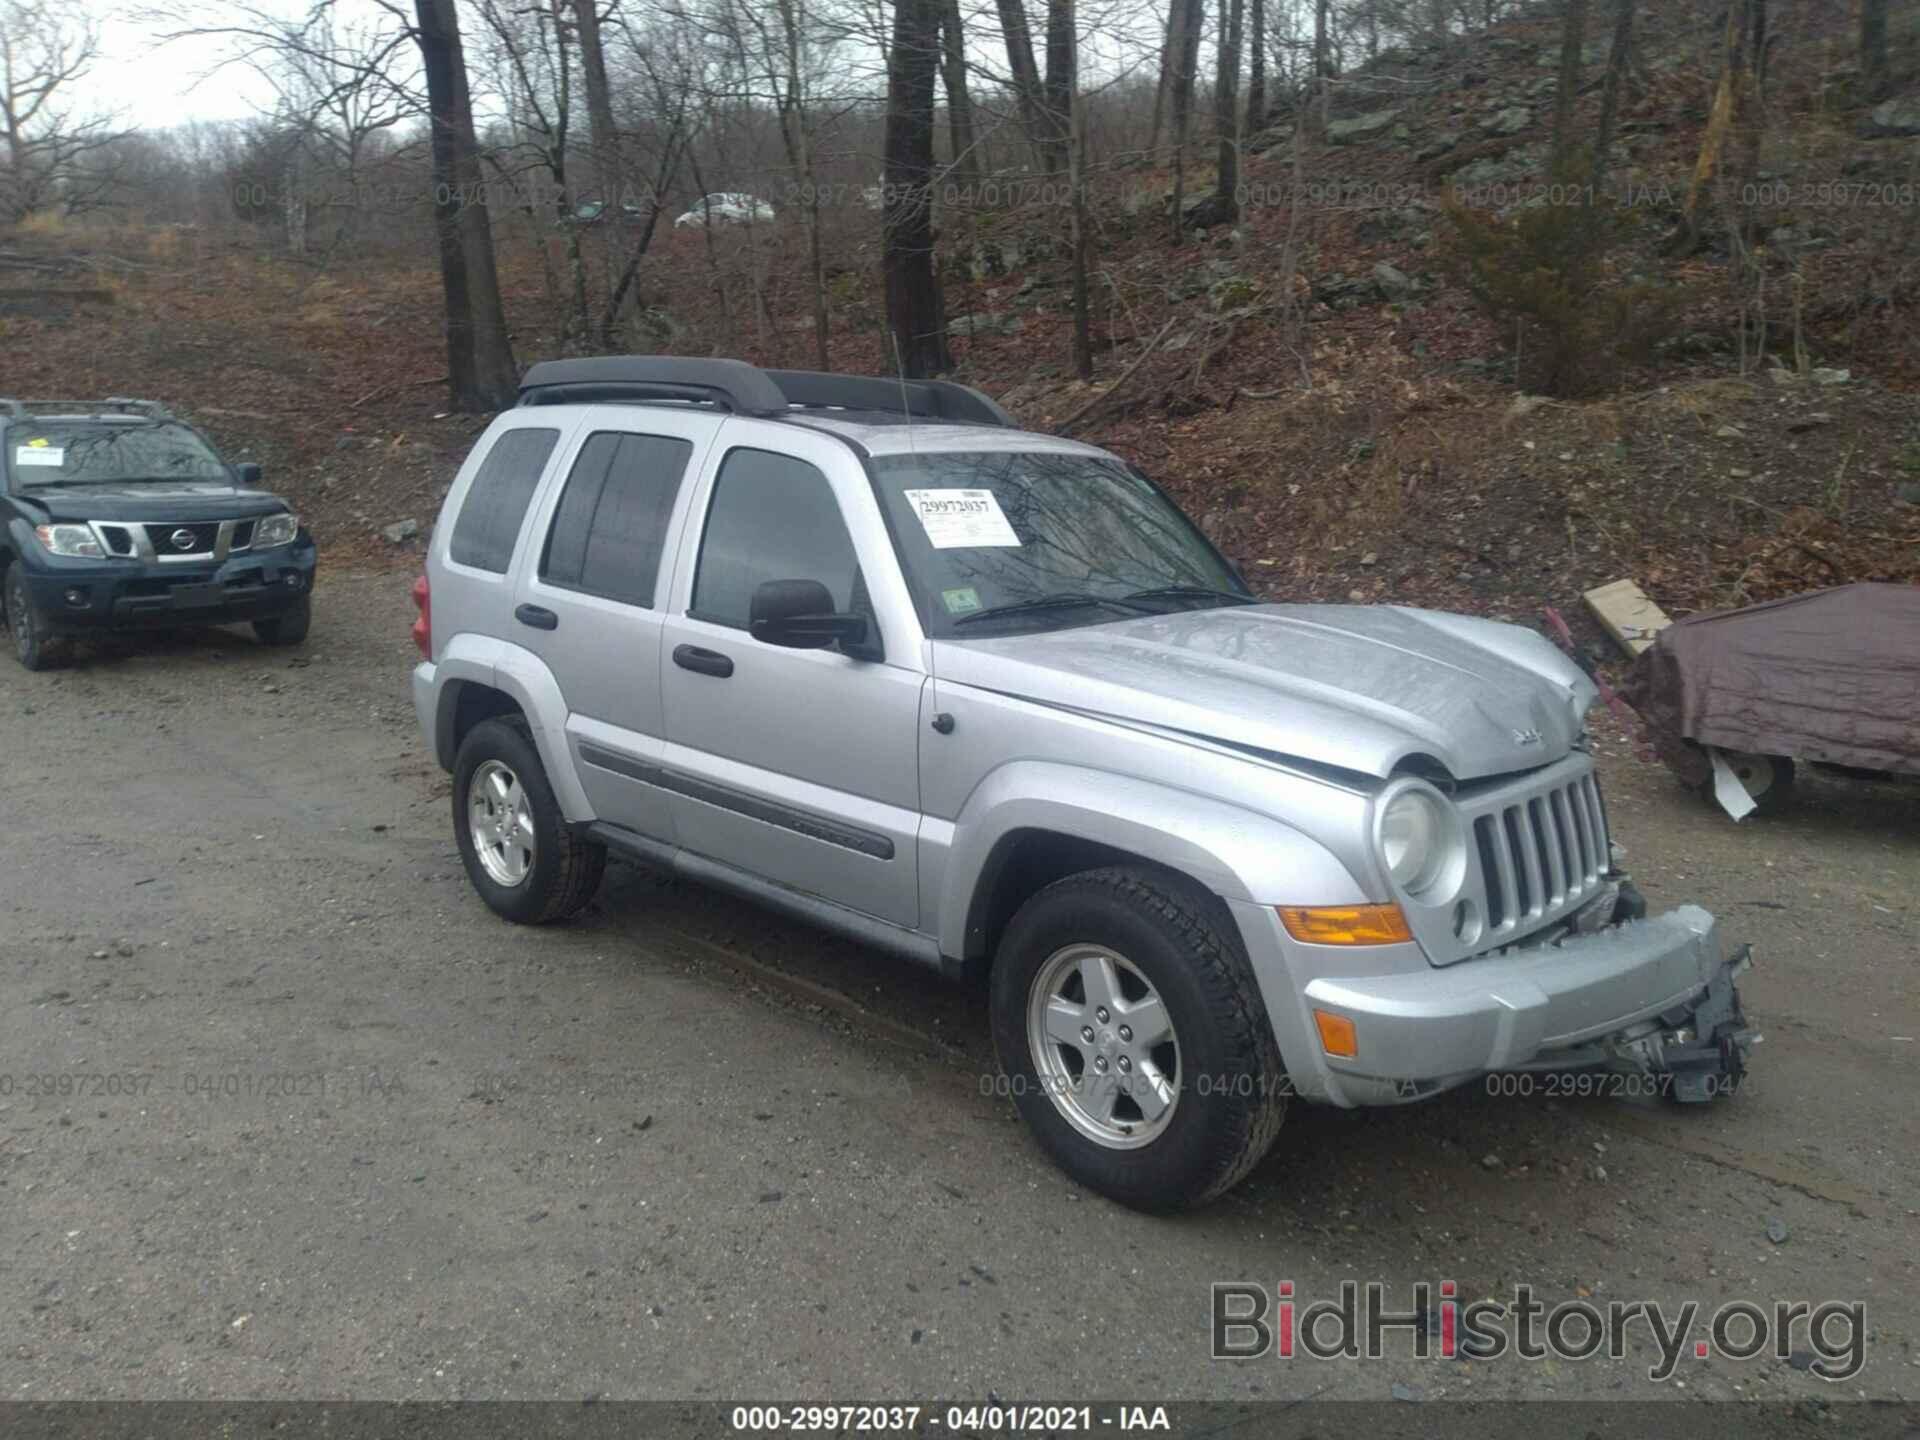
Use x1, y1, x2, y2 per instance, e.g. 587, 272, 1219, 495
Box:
452, 717, 606, 924
3, 563, 61, 671
989, 865, 1287, 1212
253, 595, 311, 646
1695, 749, 1796, 815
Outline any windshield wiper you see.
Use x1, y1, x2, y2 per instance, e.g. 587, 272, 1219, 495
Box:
1121, 584, 1256, 608
951, 592, 1154, 627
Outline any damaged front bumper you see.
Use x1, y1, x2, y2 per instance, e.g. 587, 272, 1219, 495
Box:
1279, 903, 1758, 1107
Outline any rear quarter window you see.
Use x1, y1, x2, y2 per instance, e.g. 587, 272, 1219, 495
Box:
449, 428, 561, 573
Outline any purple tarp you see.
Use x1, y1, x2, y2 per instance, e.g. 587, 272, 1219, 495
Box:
1618, 583, 1920, 785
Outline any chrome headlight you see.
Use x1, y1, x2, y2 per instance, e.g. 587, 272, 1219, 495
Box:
34, 523, 105, 558
1376, 783, 1466, 899
252, 511, 299, 548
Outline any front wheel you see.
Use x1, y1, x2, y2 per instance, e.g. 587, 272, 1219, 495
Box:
253, 595, 311, 646
989, 866, 1287, 1212
452, 718, 606, 924
3, 565, 61, 671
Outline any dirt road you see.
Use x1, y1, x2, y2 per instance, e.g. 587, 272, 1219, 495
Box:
2, 572, 1915, 1408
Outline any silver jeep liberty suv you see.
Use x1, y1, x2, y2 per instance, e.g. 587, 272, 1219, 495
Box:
411, 357, 1755, 1212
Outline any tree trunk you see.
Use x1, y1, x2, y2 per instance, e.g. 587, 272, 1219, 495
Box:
1166, 0, 1202, 239
884, 0, 953, 376
415, 0, 517, 413
1861, 0, 1890, 102
1310, 0, 1330, 139
1243, 0, 1265, 136
1679, 0, 1753, 251
1063, 4, 1091, 379
1042, 0, 1074, 174
1148, 2, 1174, 157
1549, 0, 1588, 178
772, 0, 830, 369
995, 0, 1056, 171
1210, 0, 1243, 220
1591, 0, 1634, 193
940, 0, 979, 184
573, 0, 633, 346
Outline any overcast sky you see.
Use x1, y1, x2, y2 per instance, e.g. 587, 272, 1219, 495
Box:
91, 3, 356, 130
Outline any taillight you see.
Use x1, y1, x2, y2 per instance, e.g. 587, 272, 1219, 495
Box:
410, 572, 432, 659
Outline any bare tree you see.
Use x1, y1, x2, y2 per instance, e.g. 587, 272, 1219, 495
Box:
1591, 0, 1634, 193
1861, 0, 1889, 102
996, 0, 1061, 170
415, 0, 519, 411
474, 0, 586, 341
938, 0, 979, 186
1549, 0, 1587, 177
0, 2, 130, 222
883, 0, 952, 375
1209, 0, 1245, 223
1244, 0, 1266, 136
1164, 0, 1202, 237
153, 4, 413, 254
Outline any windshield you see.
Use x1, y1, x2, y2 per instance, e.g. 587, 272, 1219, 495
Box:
6, 421, 229, 489
870, 451, 1247, 636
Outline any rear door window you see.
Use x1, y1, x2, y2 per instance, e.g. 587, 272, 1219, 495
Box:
541, 432, 693, 607
449, 428, 560, 573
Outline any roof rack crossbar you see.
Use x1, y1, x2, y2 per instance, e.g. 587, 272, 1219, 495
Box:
516, 357, 1015, 428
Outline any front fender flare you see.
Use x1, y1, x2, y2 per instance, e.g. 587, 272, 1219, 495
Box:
938, 760, 1367, 961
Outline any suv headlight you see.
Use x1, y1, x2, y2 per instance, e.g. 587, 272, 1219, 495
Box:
34, 523, 105, 558
1376, 783, 1466, 899
252, 511, 299, 548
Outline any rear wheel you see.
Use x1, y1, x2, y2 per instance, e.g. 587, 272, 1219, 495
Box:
989, 866, 1287, 1212
452, 718, 605, 924
3, 564, 60, 671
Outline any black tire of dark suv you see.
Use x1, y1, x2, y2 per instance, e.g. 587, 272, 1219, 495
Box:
990, 866, 1288, 1212
3, 563, 61, 671
452, 718, 607, 924
253, 594, 312, 646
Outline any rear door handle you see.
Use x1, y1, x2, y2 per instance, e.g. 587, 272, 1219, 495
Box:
515, 604, 558, 631
672, 644, 734, 678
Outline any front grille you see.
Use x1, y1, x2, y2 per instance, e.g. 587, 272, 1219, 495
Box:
146, 521, 219, 555
98, 524, 135, 555
1471, 770, 1609, 937
231, 519, 256, 550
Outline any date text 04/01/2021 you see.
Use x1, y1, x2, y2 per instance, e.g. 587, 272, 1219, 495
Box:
727, 1404, 1172, 1431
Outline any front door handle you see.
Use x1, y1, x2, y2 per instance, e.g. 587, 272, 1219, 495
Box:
515, 604, 558, 631
673, 644, 734, 678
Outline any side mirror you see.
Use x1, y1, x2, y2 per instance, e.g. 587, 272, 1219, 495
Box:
236, 462, 263, 485
749, 578, 880, 660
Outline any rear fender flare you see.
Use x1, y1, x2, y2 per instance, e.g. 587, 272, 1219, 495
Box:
432, 633, 592, 821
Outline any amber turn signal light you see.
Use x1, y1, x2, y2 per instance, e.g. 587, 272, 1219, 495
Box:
1313, 1010, 1359, 1059
1277, 903, 1413, 946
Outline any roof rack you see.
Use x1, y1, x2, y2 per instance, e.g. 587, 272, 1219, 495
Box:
516, 356, 1015, 429
0, 396, 174, 420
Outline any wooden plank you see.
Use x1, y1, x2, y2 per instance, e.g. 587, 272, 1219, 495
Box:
1584, 578, 1673, 656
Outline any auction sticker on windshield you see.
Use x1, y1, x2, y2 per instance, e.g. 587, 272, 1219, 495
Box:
904, 488, 1021, 549
16, 446, 64, 466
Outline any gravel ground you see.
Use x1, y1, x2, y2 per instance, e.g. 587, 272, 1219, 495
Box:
1, 571, 1915, 1410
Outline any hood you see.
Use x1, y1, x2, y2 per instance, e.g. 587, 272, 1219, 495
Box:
16, 481, 289, 524
932, 603, 1598, 782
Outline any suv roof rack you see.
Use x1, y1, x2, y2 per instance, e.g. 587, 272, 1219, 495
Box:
0, 396, 174, 420
516, 357, 1015, 429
